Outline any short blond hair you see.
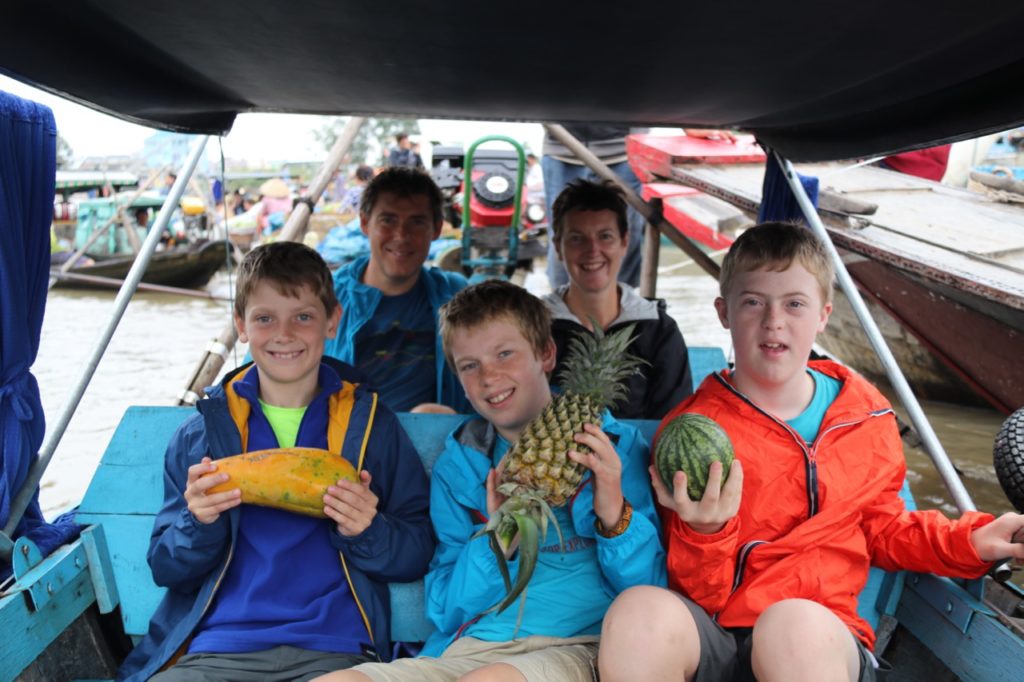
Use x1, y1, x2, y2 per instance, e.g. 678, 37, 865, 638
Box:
719, 222, 834, 303
439, 280, 551, 370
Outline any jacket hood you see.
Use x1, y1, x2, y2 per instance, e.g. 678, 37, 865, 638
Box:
546, 284, 662, 326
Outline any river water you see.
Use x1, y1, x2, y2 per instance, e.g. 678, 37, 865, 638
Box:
35, 250, 1015, 521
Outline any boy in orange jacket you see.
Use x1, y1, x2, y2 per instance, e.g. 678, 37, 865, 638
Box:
597, 222, 1024, 682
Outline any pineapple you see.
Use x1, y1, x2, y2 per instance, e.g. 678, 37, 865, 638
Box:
477, 322, 646, 617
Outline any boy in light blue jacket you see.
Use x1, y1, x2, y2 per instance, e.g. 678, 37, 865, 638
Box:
315, 280, 665, 682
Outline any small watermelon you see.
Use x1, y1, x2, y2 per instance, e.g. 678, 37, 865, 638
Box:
654, 413, 735, 501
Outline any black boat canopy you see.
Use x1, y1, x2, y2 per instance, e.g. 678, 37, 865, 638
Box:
2, 0, 1023, 161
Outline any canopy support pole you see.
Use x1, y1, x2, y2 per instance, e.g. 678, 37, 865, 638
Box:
0, 138, 210, 563
773, 152, 975, 513
176, 116, 366, 405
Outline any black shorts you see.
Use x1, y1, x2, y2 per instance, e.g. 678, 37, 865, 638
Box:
674, 593, 888, 682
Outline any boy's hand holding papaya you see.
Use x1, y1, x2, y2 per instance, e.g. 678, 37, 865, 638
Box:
185, 457, 241, 524
650, 459, 744, 535
324, 470, 379, 536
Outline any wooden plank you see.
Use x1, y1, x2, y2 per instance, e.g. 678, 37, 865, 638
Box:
627, 134, 765, 181
671, 164, 1024, 303
70, 515, 165, 638
79, 406, 192, 516
896, 577, 1024, 682
0, 554, 95, 681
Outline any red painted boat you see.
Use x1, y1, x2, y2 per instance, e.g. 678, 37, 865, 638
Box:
629, 134, 1024, 413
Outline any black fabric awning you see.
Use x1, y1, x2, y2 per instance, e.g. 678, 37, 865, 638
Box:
2, 0, 1023, 161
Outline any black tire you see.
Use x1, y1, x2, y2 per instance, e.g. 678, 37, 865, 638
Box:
993, 406, 1024, 512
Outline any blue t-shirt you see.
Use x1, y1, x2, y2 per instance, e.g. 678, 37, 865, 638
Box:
355, 281, 436, 412
786, 368, 842, 443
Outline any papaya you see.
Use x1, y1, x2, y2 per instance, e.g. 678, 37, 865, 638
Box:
205, 447, 358, 518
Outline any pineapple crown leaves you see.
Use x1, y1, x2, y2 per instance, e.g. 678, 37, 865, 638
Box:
470, 492, 565, 626
556, 321, 648, 409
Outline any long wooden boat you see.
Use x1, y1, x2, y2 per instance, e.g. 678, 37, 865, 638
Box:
4, 3, 1024, 681
628, 134, 1024, 414
51, 239, 229, 291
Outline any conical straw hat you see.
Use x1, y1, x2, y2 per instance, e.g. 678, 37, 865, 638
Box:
259, 177, 290, 198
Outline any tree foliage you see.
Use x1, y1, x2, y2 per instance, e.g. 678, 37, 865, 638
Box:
314, 117, 420, 167
56, 133, 73, 168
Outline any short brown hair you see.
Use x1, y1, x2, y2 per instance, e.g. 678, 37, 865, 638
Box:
439, 280, 551, 370
719, 222, 835, 303
551, 179, 628, 243
234, 242, 338, 318
361, 166, 443, 226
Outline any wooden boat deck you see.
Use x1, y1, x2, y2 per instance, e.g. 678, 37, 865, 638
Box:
667, 162, 1024, 310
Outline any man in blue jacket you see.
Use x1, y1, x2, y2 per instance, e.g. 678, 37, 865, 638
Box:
325, 167, 470, 414
119, 242, 434, 682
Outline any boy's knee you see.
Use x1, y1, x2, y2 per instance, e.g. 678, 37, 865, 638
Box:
752, 599, 859, 680
602, 586, 700, 650
457, 663, 526, 682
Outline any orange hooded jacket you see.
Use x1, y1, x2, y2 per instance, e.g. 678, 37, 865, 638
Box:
658, 360, 993, 649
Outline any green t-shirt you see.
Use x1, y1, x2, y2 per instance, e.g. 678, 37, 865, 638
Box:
258, 401, 308, 448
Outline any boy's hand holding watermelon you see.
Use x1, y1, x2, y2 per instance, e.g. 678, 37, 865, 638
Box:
649, 460, 744, 535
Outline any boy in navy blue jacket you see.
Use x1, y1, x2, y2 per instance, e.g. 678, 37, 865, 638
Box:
119, 242, 434, 682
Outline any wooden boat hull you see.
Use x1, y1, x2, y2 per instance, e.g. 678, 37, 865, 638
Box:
821, 249, 1024, 411
52, 240, 229, 291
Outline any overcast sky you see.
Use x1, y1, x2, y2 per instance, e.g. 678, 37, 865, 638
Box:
0, 74, 545, 166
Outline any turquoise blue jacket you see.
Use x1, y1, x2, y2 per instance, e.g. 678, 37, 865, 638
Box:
326, 256, 470, 413
422, 414, 666, 656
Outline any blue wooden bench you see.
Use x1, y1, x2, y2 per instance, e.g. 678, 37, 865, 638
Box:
73, 346, 905, 654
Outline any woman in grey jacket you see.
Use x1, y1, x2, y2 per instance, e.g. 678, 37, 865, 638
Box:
543, 179, 692, 420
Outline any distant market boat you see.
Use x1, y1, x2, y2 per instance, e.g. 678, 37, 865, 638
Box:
51, 187, 228, 290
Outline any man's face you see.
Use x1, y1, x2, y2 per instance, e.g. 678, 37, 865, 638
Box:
360, 191, 441, 295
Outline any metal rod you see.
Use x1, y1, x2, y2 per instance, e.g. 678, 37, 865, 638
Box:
773, 151, 975, 513
0, 137, 210, 560
543, 123, 721, 280
178, 117, 366, 404
279, 116, 366, 243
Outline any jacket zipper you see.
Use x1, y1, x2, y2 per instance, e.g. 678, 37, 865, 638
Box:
712, 375, 893, 592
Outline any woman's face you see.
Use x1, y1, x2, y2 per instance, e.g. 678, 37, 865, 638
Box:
555, 208, 627, 296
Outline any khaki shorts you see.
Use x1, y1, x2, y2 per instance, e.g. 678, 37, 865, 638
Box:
352, 635, 599, 682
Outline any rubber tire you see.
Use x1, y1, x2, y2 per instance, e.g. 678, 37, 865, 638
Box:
993, 406, 1024, 512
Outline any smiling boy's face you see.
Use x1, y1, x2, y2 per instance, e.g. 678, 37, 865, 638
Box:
448, 315, 555, 443
234, 280, 341, 408
715, 261, 832, 401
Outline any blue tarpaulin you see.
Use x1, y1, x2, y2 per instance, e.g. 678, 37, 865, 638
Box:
0, 90, 79, 578
757, 151, 819, 223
